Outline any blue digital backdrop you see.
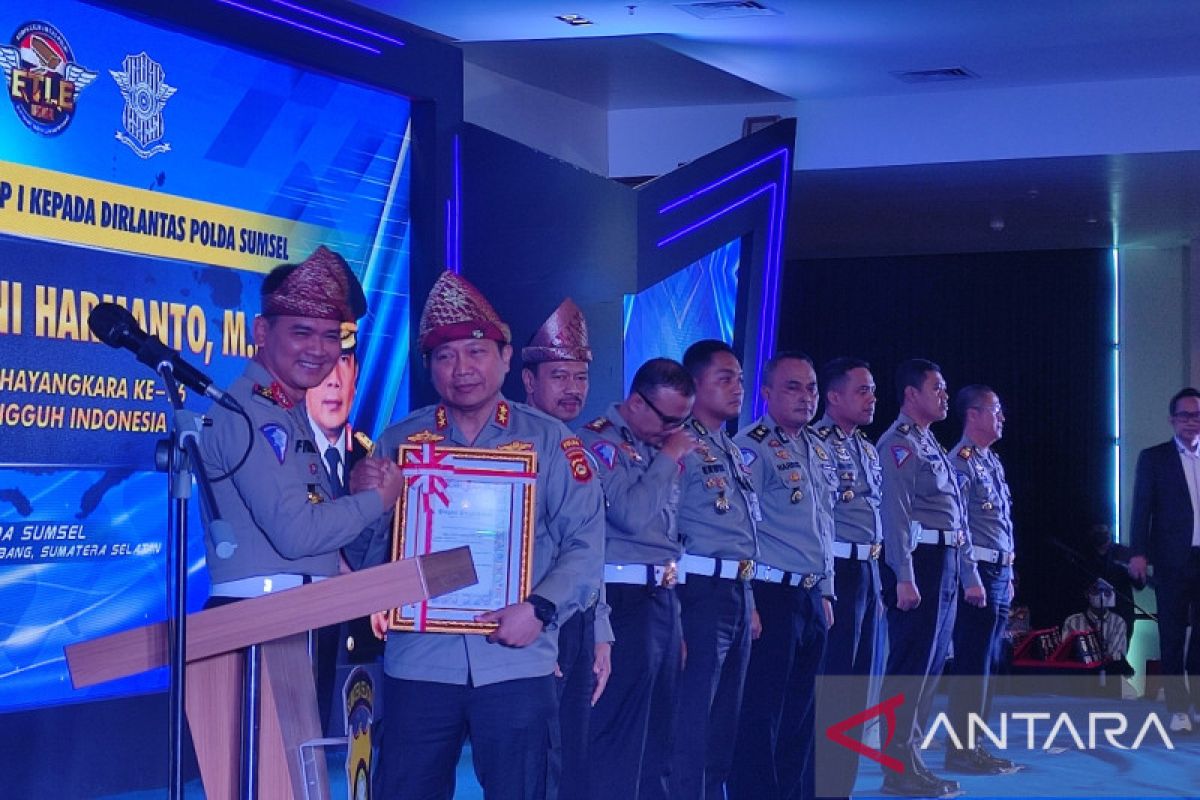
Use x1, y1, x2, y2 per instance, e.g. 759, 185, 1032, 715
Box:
0, 0, 412, 712
622, 237, 741, 391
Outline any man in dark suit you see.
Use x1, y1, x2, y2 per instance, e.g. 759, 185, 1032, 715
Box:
1129, 387, 1200, 734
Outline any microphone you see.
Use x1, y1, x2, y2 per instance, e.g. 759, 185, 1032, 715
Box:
88, 302, 239, 411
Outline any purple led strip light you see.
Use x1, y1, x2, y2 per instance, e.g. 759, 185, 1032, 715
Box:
265, 0, 406, 46
215, 0, 381, 54
656, 147, 791, 417
446, 135, 462, 273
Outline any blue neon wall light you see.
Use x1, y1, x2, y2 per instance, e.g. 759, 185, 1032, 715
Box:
655, 146, 791, 418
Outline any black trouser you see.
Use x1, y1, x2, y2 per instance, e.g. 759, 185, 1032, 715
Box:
672, 574, 753, 800
815, 557, 881, 799
380, 674, 556, 800
1158, 549, 1200, 713
878, 544, 960, 768
548, 604, 596, 800
588, 583, 680, 800
946, 561, 1011, 744
730, 579, 828, 800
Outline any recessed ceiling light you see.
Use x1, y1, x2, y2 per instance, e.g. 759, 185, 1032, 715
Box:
556, 13, 594, 26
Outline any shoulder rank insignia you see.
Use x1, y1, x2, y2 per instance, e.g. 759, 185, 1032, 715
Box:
958, 445, 974, 460
497, 440, 534, 452
813, 426, 832, 441
435, 406, 449, 430
584, 416, 612, 433
691, 419, 709, 437
897, 423, 912, 435
747, 424, 769, 442
353, 430, 377, 457
407, 430, 445, 444
495, 401, 510, 428
252, 382, 294, 410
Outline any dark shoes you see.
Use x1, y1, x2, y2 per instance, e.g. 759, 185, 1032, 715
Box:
881, 752, 963, 798
945, 743, 1023, 775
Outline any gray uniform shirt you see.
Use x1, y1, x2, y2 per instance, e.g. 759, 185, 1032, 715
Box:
677, 419, 759, 561
359, 397, 605, 687
812, 416, 883, 545
735, 415, 835, 594
578, 403, 684, 566
952, 438, 1015, 574
199, 360, 384, 584
878, 412, 981, 588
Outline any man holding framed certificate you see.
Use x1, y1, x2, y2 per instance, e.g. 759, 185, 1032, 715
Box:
350, 271, 605, 800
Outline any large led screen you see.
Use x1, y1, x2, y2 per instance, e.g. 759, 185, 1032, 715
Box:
0, 0, 412, 712
622, 237, 741, 390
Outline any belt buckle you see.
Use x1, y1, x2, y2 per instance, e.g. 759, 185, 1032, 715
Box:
802, 574, 818, 589
737, 559, 756, 582
954, 530, 965, 547
869, 543, 882, 560
660, 561, 678, 588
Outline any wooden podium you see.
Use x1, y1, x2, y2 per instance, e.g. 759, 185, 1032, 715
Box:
65, 548, 476, 799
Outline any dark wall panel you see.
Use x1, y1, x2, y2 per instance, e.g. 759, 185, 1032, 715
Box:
780, 249, 1112, 628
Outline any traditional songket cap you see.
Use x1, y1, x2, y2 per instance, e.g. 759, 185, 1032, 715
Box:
261, 245, 366, 324
522, 298, 592, 364
418, 270, 511, 354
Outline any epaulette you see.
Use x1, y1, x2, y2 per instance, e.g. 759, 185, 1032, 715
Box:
690, 419, 709, 436
584, 416, 612, 433
897, 423, 912, 435
251, 382, 294, 409
958, 445, 974, 460
813, 425, 832, 441
747, 424, 769, 442
856, 429, 872, 443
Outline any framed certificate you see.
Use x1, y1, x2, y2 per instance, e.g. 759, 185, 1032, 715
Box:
388, 443, 537, 634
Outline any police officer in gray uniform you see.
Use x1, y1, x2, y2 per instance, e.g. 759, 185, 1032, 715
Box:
877, 359, 984, 798
580, 357, 697, 800
945, 385, 1019, 774
729, 351, 835, 800
352, 270, 605, 800
200, 246, 403, 603
672, 339, 760, 800
811, 357, 884, 799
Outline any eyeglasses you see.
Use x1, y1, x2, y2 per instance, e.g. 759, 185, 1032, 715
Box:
1173, 411, 1200, 422
971, 405, 1004, 416
637, 390, 688, 429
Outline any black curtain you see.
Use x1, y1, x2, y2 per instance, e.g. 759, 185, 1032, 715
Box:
778, 249, 1112, 629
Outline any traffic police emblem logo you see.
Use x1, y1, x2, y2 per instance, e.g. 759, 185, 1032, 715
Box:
0, 21, 97, 136
110, 52, 176, 158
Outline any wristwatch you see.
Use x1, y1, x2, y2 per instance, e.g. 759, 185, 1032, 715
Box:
526, 593, 558, 628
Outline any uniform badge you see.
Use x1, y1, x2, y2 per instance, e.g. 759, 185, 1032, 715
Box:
982, 501, 995, 511
561, 437, 593, 483
788, 471, 802, 483
958, 446, 974, 460
435, 406, 449, 430
252, 382, 294, 409
836, 447, 851, 461
767, 439, 782, 448
618, 441, 644, 463
714, 493, 731, 514
705, 476, 728, 491
306, 485, 323, 504
774, 448, 789, 460
495, 401, 510, 428
700, 447, 718, 464
407, 430, 445, 444
591, 440, 618, 470
955, 471, 970, 490
309, 463, 318, 475
260, 424, 288, 464
691, 420, 710, 437
747, 424, 768, 442
897, 423, 912, 435
814, 444, 829, 461
813, 426, 832, 441
497, 440, 534, 452
295, 438, 318, 454
739, 447, 758, 466
840, 489, 855, 503
790, 488, 804, 504
890, 445, 912, 468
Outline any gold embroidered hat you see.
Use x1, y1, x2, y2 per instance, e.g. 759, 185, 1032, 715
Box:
522, 298, 592, 364
418, 270, 511, 354
261, 245, 366, 324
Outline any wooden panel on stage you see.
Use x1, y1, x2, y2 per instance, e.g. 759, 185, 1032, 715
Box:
63, 547, 476, 799
64, 547, 475, 688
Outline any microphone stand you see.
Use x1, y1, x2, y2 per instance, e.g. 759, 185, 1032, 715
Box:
155, 364, 237, 800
